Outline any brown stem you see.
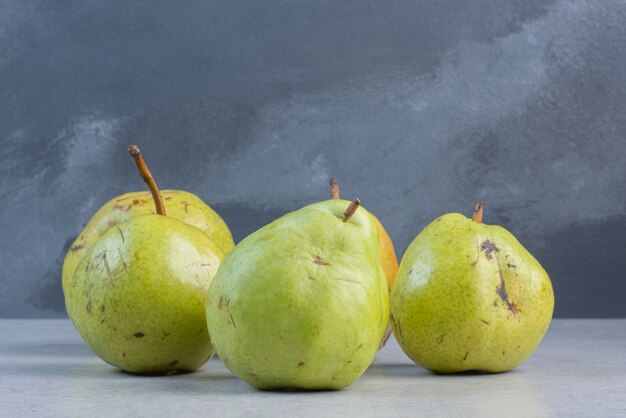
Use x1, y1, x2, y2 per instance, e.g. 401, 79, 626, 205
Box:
329, 177, 340, 200
342, 198, 360, 222
472, 202, 484, 224
128, 145, 166, 216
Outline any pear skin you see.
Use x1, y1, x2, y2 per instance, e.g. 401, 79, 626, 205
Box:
62, 190, 234, 298
373, 216, 399, 291
390, 209, 554, 373
206, 199, 389, 390
373, 215, 399, 347
67, 214, 224, 374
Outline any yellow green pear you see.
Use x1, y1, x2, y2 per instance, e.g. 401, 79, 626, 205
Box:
206, 199, 389, 390
67, 214, 224, 373
62, 186, 233, 300
390, 203, 554, 373
64, 146, 226, 374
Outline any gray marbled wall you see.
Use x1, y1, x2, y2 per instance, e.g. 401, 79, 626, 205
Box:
1, 0, 625, 317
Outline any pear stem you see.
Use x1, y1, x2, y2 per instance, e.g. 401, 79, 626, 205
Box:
342, 198, 360, 222
128, 145, 166, 216
329, 177, 340, 200
472, 202, 484, 224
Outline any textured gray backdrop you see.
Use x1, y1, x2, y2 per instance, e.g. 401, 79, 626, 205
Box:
1, 0, 625, 318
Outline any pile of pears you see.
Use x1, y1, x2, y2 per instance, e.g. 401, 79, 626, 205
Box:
64, 146, 553, 389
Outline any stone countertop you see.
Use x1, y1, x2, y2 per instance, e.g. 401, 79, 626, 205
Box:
1, 319, 625, 417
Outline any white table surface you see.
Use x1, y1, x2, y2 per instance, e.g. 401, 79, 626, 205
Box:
1, 319, 625, 417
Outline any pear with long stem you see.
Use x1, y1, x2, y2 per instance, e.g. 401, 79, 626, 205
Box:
62, 148, 234, 300
65, 146, 225, 374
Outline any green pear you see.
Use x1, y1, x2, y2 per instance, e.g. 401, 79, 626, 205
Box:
206, 199, 389, 390
390, 203, 554, 373
62, 189, 234, 299
67, 214, 224, 373
65, 145, 226, 374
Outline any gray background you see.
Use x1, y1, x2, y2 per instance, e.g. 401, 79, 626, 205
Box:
1, 0, 625, 318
